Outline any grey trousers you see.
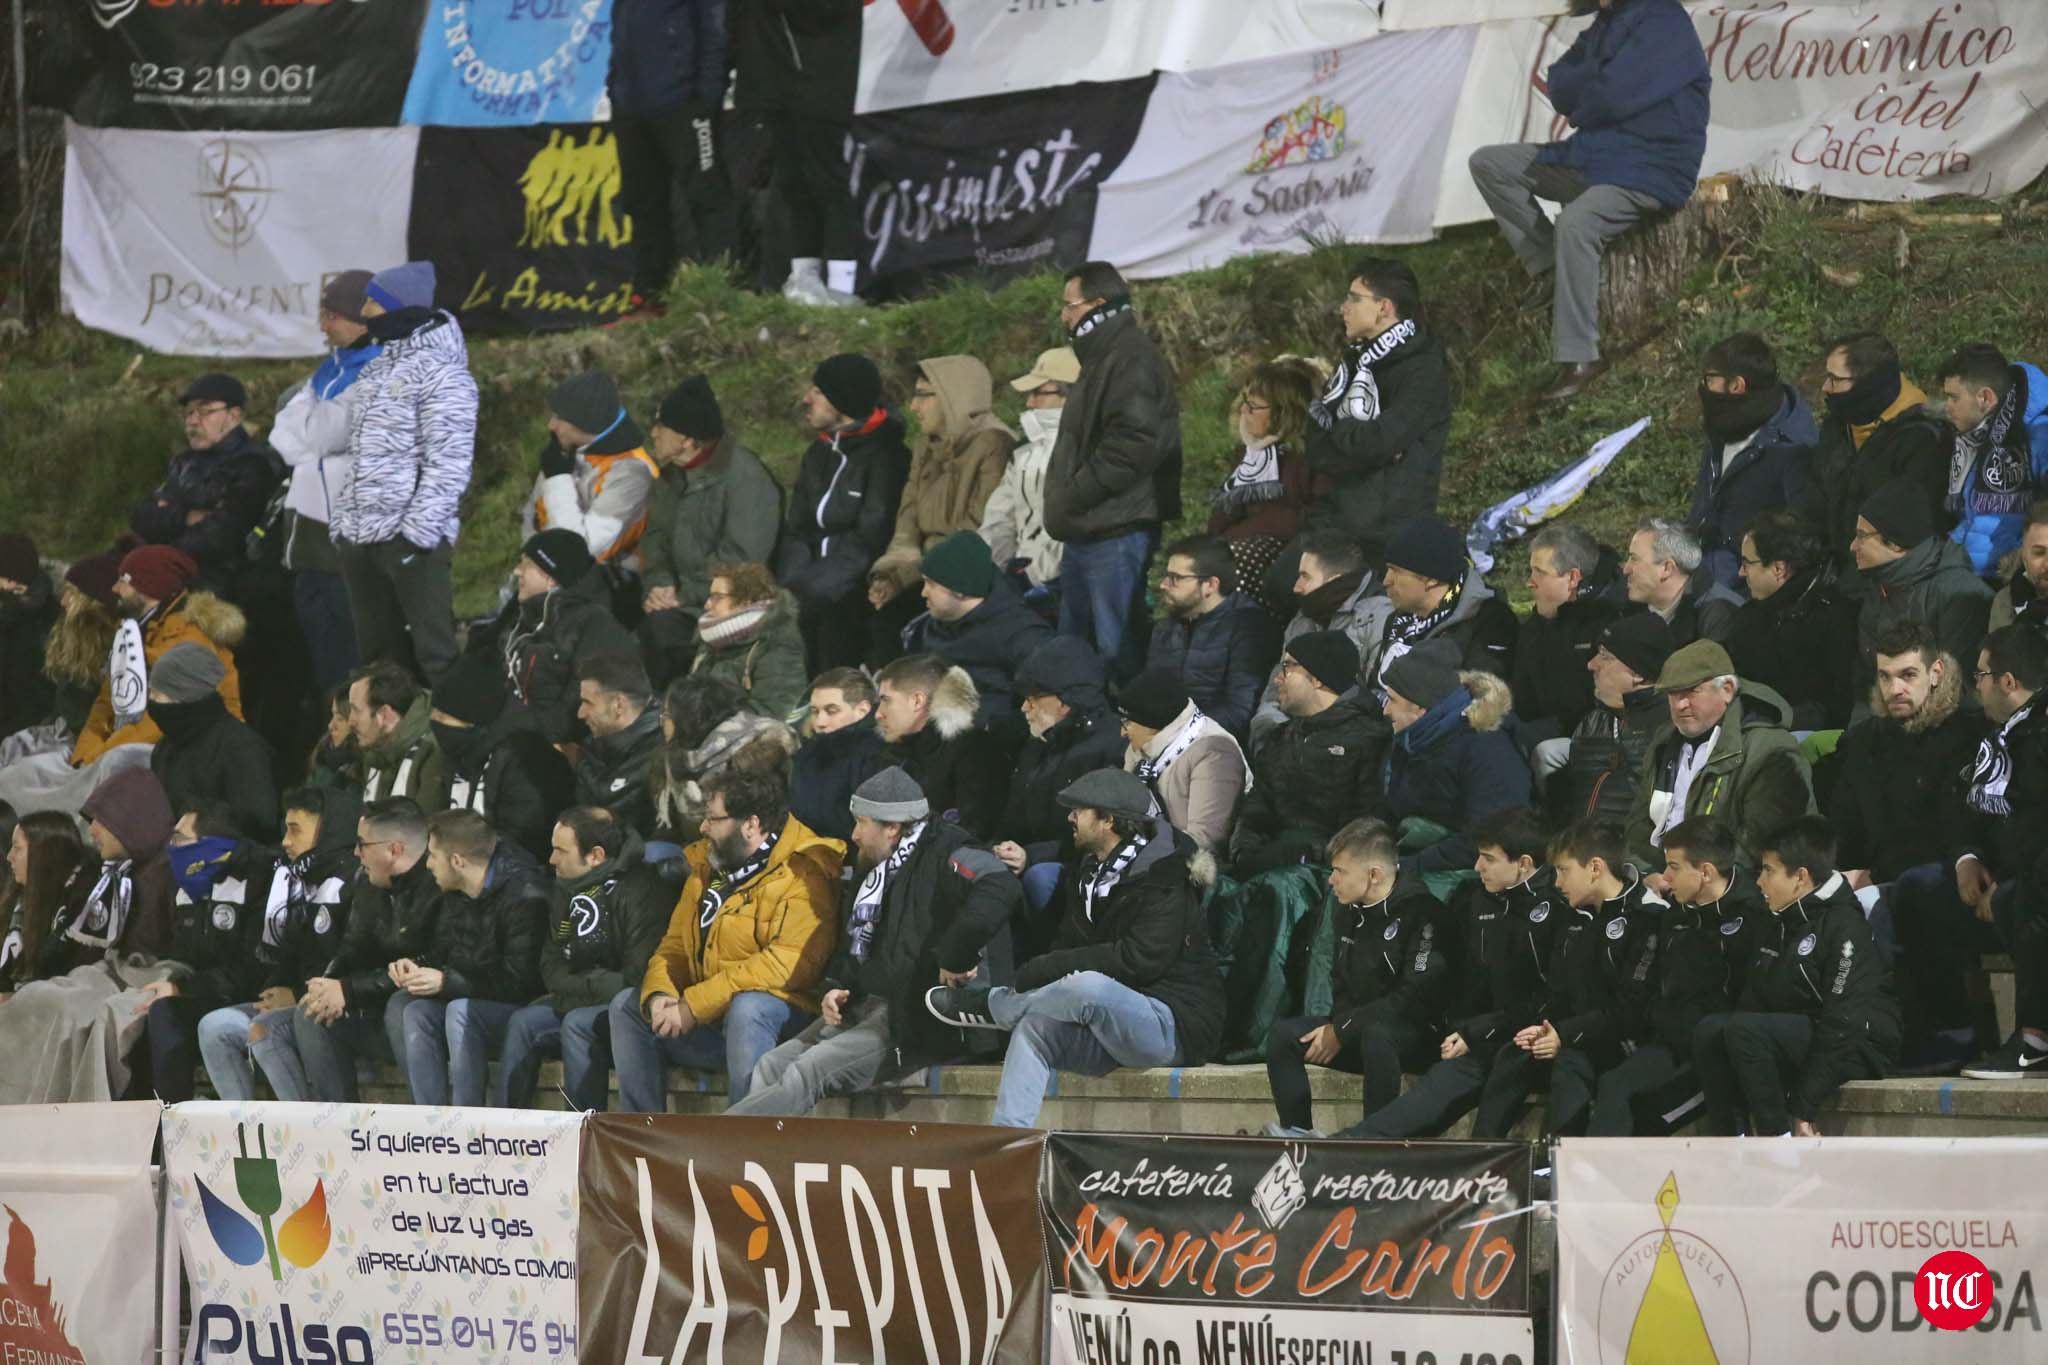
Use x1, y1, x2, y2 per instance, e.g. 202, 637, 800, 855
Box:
1467, 143, 1664, 364
725, 997, 895, 1117
334, 537, 459, 687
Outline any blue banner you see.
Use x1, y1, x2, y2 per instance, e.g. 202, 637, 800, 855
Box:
401, 0, 615, 128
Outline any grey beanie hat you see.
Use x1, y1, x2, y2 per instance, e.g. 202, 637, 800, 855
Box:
848, 766, 930, 823
151, 641, 227, 703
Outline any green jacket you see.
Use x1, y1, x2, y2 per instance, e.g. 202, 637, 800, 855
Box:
1626, 680, 1814, 871
538, 841, 679, 1013
362, 693, 450, 811
688, 590, 810, 724
639, 437, 783, 610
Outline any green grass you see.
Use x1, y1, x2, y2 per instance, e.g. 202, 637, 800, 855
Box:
7, 181, 2048, 615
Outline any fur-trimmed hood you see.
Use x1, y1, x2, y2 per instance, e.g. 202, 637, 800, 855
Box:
926, 664, 980, 740
162, 590, 247, 650
1867, 654, 1966, 736
1459, 670, 1513, 733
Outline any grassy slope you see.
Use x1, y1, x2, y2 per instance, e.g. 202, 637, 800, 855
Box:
6, 184, 2046, 616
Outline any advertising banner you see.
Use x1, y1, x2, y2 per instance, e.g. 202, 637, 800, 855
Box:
1042, 1134, 1536, 1365
62, 121, 418, 358
69, 0, 426, 130
578, 1113, 1046, 1365
0, 1102, 165, 1365
1089, 26, 1477, 279
164, 1102, 582, 1365
408, 123, 635, 332
401, 0, 616, 127
1556, 1137, 2048, 1361
846, 75, 1156, 298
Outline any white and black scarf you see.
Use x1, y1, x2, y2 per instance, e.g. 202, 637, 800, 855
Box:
846, 820, 926, 962
64, 858, 135, 950
1079, 832, 1149, 924
109, 619, 149, 729
1210, 441, 1289, 519
260, 852, 340, 953
1312, 318, 1420, 429
1374, 576, 1463, 691
1133, 707, 1216, 786
696, 829, 781, 932
1950, 367, 2033, 516
1070, 300, 1131, 341
1966, 697, 2036, 816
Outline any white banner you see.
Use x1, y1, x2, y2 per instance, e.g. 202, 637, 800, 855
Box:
1557, 1137, 2048, 1362
164, 1102, 581, 1365
0, 1102, 165, 1365
1090, 26, 1477, 278
1051, 1296, 1535, 1365
61, 122, 418, 359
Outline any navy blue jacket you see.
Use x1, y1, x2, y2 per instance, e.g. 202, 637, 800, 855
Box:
1536, 0, 1710, 209
1689, 385, 1817, 588
610, 0, 728, 119
1384, 676, 1533, 881
1143, 591, 1282, 743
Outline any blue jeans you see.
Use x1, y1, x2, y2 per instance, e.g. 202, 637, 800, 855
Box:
399, 996, 521, 1106
1021, 863, 1063, 913
273, 991, 408, 1102
987, 970, 1179, 1127
293, 568, 361, 693
199, 1005, 299, 1101
498, 1003, 612, 1110
1057, 528, 1155, 678
607, 985, 811, 1112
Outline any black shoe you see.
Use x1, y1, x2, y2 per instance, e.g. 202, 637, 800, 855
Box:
1537, 360, 1609, 403
925, 984, 1005, 1031
1896, 1033, 1976, 1077
1960, 1033, 2048, 1080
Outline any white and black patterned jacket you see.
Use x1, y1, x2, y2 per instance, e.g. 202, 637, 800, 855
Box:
333, 311, 477, 548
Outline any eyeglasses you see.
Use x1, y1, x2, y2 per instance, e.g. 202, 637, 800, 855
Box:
1158, 571, 1202, 585
1059, 296, 1099, 316
184, 403, 229, 418
352, 837, 395, 853
1275, 660, 1306, 678
1821, 372, 1855, 391
1974, 669, 1997, 682
1739, 557, 1766, 569
701, 812, 740, 827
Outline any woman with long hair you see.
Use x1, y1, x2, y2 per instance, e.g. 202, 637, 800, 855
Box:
43, 557, 123, 739
0, 809, 90, 998
1206, 357, 1332, 613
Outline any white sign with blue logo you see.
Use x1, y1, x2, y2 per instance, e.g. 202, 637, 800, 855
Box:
401, 0, 616, 128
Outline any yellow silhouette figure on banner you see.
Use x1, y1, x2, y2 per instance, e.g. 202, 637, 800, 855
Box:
1624, 1173, 1720, 1364
518, 129, 631, 250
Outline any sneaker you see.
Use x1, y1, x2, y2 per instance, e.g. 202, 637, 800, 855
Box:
1960, 1034, 2048, 1080
1261, 1122, 1324, 1139
926, 984, 1005, 1031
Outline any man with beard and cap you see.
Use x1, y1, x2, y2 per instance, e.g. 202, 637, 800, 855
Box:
1991, 501, 2048, 634
1382, 639, 1531, 885
573, 653, 665, 839
1621, 517, 1742, 647
347, 659, 449, 808
129, 371, 282, 603
904, 532, 1051, 727
331, 261, 477, 687
146, 641, 278, 841
775, 353, 913, 671
993, 638, 1126, 883
270, 269, 382, 690
480, 527, 636, 743
1852, 477, 1992, 698
522, 370, 661, 577
1800, 331, 1952, 585
1726, 509, 1859, 730
1550, 613, 1675, 826
613, 766, 842, 1109
1250, 530, 1388, 747
1513, 520, 1624, 746
1144, 533, 1281, 743
429, 649, 574, 861
1118, 667, 1249, 859
1937, 342, 2048, 577
0, 531, 60, 741
730, 767, 1021, 1116
788, 667, 888, 842
1364, 516, 1516, 694
980, 348, 1077, 597
1688, 332, 1818, 590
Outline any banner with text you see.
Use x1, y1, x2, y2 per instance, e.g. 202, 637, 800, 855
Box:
164, 1101, 582, 1365
69, 0, 427, 130
62, 121, 418, 357
402, 0, 616, 127
0, 1102, 164, 1365
1042, 1134, 1535, 1365
577, 1114, 1046, 1365
1089, 26, 1477, 279
1557, 1137, 2048, 1361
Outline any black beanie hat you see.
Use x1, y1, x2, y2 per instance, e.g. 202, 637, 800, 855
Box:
1285, 629, 1360, 694
429, 648, 509, 726
1598, 612, 1675, 683
548, 370, 622, 435
522, 527, 595, 588
656, 374, 724, 440
1116, 667, 1191, 729
1382, 638, 1464, 710
1384, 516, 1468, 585
1859, 477, 1936, 551
813, 353, 882, 420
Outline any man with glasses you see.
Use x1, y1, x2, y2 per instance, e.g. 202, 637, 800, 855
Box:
980, 347, 1077, 603
1725, 508, 1858, 731
1143, 534, 1280, 743
1687, 332, 1817, 590
129, 372, 282, 604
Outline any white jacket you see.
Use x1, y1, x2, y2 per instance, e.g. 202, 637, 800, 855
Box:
978, 407, 1065, 587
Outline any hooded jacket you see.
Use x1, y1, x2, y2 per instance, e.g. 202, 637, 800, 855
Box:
418, 839, 550, 1004
1384, 673, 1533, 879
879, 666, 1011, 839
491, 574, 637, 743
775, 410, 914, 606
1144, 590, 1282, 743
1800, 380, 1951, 582
641, 435, 784, 613
329, 853, 440, 1017
523, 418, 661, 570
333, 310, 476, 549
1327, 879, 1454, 1040
574, 704, 665, 838
1002, 638, 1125, 861
1535, 0, 1711, 209
539, 837, 677, 1013
1234, 694, 1392, 874
254, 787, 360, 993
1554, 685, 1671, 828
361, 693, 451, 810
980, 409, 1065, 586
129, 425, 283, 598
790, 717, 890, 842
1043, 308, 1184, 543
1301, 324, 1453, 561
1019, 818, 1225, 1066
1737, 873, 1901, 1121
1512, 571, 1623, 743
1252, 572, 1391, 747
163, 836, 274, 1010
74, 767, 177, 959
1445, 867, 1565, 1054
1948, 361, 2048, 576
1856, 536, 1992, 697
610, 0, 728, 119
692, 590, 811, 724
148, 693, 280, 840
1826, 668, 1985, 882
1125, 700, 1250, 857
1724, 562, 1860, 730
1363, 568, 1518, 688
1690, 384, 1818, 588
73, 590, 247, 766
640, 812, 843, 1022
922, 575, 1055, 726
440, 712, 576, 862
869, 358, 1014, 593
1537, 874, 1662, 1065
1626, 682, 1813, 872
0, 569, 56, 740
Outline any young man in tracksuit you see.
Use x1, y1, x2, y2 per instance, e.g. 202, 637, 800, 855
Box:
1263, 817, 1452, 1137
1693, 816, 1901, 1136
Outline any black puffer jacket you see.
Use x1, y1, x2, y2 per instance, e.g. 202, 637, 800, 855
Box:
256, 788, 361, 994
1327, 879, 1454, 1038
775, 413, 913, 607
574, 706, 665, 839
1003, 635, 1122, 860
163, 838, 275, 1010
539, 840, 678, 1013
1825, 665, 1985, 880
1536, 875, 1661, 1067
1233, 695, 1391, 874
1688, 385, 1818, 586
790, 718, 890, 841
1512, 590, 1620, 743
490, 576, 637, 744
419, 840, 549, 1004
880, 666, 1011, 839
924, 576, 1055, 726
148, 694, 280, 840
1301, 324, 1453, 561
1019, 819, 1225, 1065
1724, 564, 1860, 730
440, 715, 577, 862
0, 570, 56, 739
329, 854, 440, 1017
1446, 868, 1566, 1053
1552, 687, 1671, 827
128, 425, 282, 598
1144, 591, 1282, 742
1802, 397, 1952, 580
1043, 308, 1184, 543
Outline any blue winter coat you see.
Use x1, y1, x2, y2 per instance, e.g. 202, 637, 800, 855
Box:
1536, 0, 1710, 209
610, 0, 728, 119
1384, 674, 1533, 882
1689, 385, 1818, 589
1950, 362, 2048, 576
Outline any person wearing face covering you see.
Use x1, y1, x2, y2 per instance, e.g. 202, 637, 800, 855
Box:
427, 650, 574, 863
980, 348, 1077, 604
1687, 332, 1818, 591
146, 642, 279, 840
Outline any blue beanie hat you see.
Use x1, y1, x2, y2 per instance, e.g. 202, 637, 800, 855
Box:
366, 261, 438, 312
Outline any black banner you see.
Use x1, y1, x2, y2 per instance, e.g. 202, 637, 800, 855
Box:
408, 123, 636, 335
846, 74, 1156, 300
67, 0, 426, 130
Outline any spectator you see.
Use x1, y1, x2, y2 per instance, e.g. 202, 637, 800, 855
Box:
31, 554, 119, 746
1800, 332, 1950, 584
1694, 817, 1900, 1135
487, 528, 637, 743
690, 561, 809, 723
874, 655, 1009, 839
614, 767, 841, 1109
1689, 333, 1817, 588
1382, 641, 1532, 883
1206, 358, 1331, 606
980, 348, 1076, 597
1043, 261, 1184, 672
270, 271, 378, 690
1853, 478, 1993, 693
1938, 343, 2048, 576
522, 370, 660, 575
128, 372, 281, 601
731, 768, 1021, 1115
1365, 517, 1515, 695
1514, 522, 1622, 744
1550, 613, 1674, 827
924, 768, 1224, 1126
498, 808, 673, 1109
394, 810, 549, 1106
994, 638, 1125, 874
1232, 631, 1389, 875
776, 355, 912, 670
1989, 501, 2048, 633
1263, 818, 1449, 1137
1145, 534, 1282, 743
1625, 641, 1812, 872
1726, 509, 1858, 730
1621, 517, 1740, 647
1118, 669, 1249, 859
82, 547, 246, 768
0, 810, 89, 997
645, 676, 797, 841
1468, 0, 1709, 402
574, 654, 665, 839
1301, 259, 1452, 560
733, 0, 860, 304
147, 642, 279, 841
1659, 817, 1765, 1011
639, 375, 783, 686
330, 262, 477, 687
348, 660, 448, 807
307, 685, 361, 792
608, 0, 734, 320
1250, 531, 1387, 747
914, 531, 1054, 726
429, 650, 575, 862
788, 668, 887, 842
